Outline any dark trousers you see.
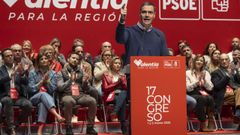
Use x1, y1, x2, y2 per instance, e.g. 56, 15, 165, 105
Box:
126, 73, 131, 135
190, 94, 215, 122
62, 95, 97, 126
114, 90, 127, 122
213, 89, 225, 114
1, 96, 32, 128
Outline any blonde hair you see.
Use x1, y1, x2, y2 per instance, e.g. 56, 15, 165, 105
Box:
22, 40, 32, 47
110, 56, 123, 70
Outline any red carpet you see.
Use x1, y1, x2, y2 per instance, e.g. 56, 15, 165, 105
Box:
188, 130, 240, 134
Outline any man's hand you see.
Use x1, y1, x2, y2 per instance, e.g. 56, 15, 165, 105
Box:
120, 4, 127, 24
82, 74, 89, 82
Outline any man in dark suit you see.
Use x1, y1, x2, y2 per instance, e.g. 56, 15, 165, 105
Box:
0, 48, 32, 135
211, 53, 240, 128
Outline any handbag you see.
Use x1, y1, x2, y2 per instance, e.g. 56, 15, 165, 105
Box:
106, 91, 115, 102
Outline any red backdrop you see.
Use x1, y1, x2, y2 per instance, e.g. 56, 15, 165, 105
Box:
1, 0, 240, 56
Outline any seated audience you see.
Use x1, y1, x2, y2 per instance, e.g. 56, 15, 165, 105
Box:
102, 56, 128, 134
93, 50, 113, 96
57, 52, 97, 135
203, 42, 218, 64
28, 54, 65, 135
0, 48, 33, 135
50, 38, 66, 67
94, 41, 113, 64
228, 37, 240, 62
39, 45, 62, 73
176, 40, 188, 56
211, 53, 240, 129
11, 43, 34, 71
206, 49, 221, 73
22, 40, 38, 63
230, 48, 240, 70
72, 38, 93, 65
181, 45, 195, 70
186, 55, 215, 132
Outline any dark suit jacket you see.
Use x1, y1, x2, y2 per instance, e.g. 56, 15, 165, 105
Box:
211, 67, 232, 113
211, 68, 230, 92
0, 65, 28, 99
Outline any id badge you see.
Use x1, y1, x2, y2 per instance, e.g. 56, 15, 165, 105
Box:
40, 86, 47, 92
199, 90, 209, 96
10, 88, 19, 100
71, 84, 80, 96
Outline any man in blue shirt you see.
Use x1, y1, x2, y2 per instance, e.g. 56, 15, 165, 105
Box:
116, 1, 169, 66
115, 2, 169, 134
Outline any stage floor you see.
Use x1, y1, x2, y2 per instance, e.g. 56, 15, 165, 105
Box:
1, 121, 240, 135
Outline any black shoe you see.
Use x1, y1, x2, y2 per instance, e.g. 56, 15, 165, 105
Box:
233, 115, 240, 124
86, 126, 98, 135
14, 120, 22, 129
66, 125, 74, 135
237, 125, 240, 131
6, 128, 16, 135
121, 123, 127, 134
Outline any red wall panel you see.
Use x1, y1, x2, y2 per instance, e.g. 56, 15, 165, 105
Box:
1, 0, 239, 56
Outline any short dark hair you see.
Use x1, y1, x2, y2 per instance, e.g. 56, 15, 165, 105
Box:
140, 2, 156, 12
72, 38, 84, 48
67, 52, 80, 59
1, 48, 12, 58
181, 44, 191, 51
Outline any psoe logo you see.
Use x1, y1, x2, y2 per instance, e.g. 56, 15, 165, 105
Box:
163, 60, 180, 68
134, 59, 159, 69
3, 0, 128, 9
211, 0, 229, 12
162, 0, 198, 11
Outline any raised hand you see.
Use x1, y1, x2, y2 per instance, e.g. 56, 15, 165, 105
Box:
120, 4, 127, 23
82, 74, 89, 82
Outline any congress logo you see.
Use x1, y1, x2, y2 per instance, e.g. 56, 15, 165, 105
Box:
3, 0, 18, 7
133, 59, 159, 69
2, 0, 128, 22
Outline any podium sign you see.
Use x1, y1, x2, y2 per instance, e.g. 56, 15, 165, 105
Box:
131, 56, 186, 135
